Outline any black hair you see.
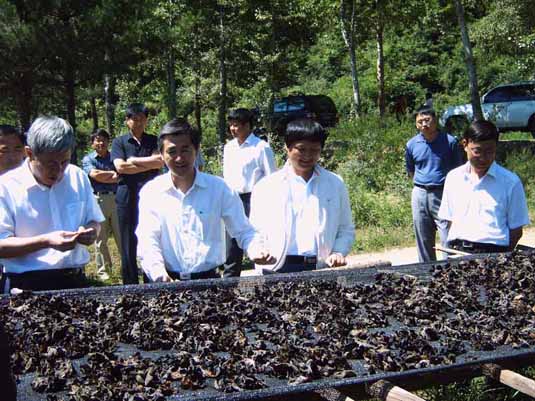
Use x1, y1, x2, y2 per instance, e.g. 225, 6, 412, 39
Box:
158, 118, 201, 152
0, 124, 25, 145
463, 120, 499, 143
125, 103, 149, 118
414, 105, 436, 119
284, 118, 327, 148
90, 128, 110, 143
227, 108, 253, 126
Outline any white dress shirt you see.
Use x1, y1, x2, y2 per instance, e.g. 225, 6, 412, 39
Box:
136, 171, 262, 282
0, 160, 105, 273
223, 133, 276, 194
287, 167, 319, 256
438, 161, 530, 246
250, 163, 355, 272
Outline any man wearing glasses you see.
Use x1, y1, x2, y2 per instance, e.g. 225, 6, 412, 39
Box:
439, 120, 529, 253
405, 106, 463, 262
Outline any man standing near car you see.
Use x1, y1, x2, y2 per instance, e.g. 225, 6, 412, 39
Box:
405, 106, 463, 262
111, 103, 163, 284
223, 108, 276, 277
82, 128, 121, 281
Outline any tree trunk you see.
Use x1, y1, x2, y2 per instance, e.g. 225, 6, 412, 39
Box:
376, 4, 385, 118
340, 0, 360, 118
454, 0, 484, 121
64, 64, 77, 163
166, 49, 177, 119
194, 72, 202, 137
104, 73, 116, 136
217, 4, 228, 148
90, 96, 98, 130
14, 70, 33, 131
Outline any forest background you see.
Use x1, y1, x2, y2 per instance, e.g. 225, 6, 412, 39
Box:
0, 0, 534, 254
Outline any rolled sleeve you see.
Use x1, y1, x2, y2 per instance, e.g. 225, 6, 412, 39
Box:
0, 187, 14, 240
136, 189, 168, 282
221, 185, 257, 254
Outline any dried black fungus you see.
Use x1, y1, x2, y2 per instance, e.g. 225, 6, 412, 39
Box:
2, 251, 535, 400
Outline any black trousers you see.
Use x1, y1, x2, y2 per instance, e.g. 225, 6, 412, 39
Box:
0, 323, 16, 401
224, 192, 251, 278
0, 269, 88, 293
116, 186, 148, 285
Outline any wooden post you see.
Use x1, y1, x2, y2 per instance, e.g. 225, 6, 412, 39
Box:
482, 364, 535, 397
367, 380, 427, 401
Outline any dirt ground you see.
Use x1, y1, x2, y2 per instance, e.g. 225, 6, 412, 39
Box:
346, 226, 535, 267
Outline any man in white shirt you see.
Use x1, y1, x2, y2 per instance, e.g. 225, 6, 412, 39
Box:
0, 116, 104, 292
250, 118, 355, 274
136, 119, 273, 282
438, 120, 530, 253
223, 108, 277, 277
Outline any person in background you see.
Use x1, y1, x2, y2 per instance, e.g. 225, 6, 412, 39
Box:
405, 106, 463, 262
0, 116, 104, 292
111, 103, 163, 284
136, 119, 273, 282
439, 120, 530, 253
250, 118, 355, 274
82, 128, 121, 281
223, 108, 276, 277
0, 124, 25, 175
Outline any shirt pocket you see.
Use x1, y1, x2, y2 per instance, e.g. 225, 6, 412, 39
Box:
478, 192, 501, 229
64, 201, 86, 232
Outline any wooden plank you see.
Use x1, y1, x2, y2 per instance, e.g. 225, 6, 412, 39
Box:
482, 364, 535, 397
366, 380, 427, 401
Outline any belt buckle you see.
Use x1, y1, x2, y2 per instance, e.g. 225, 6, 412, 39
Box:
461, 240, 473, 249
179, 272, 191, 280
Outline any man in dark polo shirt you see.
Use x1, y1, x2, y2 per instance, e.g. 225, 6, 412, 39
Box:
111, 104, 163, 284
82, 128, 121, 281
405, 106, 463, 262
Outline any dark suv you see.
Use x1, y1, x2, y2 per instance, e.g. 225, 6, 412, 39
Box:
267, 95, 338, 135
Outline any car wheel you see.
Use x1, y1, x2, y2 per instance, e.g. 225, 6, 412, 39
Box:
445, 116, 470, 137
528, 115, 535, 139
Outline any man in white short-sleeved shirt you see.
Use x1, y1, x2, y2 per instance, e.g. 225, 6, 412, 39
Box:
223, 108, 276, 277
438, 120, 530, 253
0, 116, 104, 293
136, 119, 273, 282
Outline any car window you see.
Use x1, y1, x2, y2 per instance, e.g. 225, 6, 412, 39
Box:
287, 98, 305, 112
484, 87, 515, 103
273, 100, 287, 113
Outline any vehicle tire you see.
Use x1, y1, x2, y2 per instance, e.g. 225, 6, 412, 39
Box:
528, 115, 535, 139
445, 116, 470, 137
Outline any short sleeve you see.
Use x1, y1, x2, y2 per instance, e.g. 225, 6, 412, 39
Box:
507, 179, 530, 229
405, 143, 415, 174
111, 136, 125, 163
81, 173, 105, 224
81, 154, 96, 175
0, 185, 15, 240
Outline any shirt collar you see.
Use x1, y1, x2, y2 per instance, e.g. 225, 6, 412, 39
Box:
462, 161, 498, 180
284, 161, 321, 182
19, 159, 41, 189
163, 169, 207, 192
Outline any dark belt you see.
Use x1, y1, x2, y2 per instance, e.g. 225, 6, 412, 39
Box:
5, 268, 83, 279
449, 239, 509, 254
414, 183, 444, 191
239, 192, 251, 201
168, 268, 220, 281
285, 255, 317, 266
94, 191, 115, 195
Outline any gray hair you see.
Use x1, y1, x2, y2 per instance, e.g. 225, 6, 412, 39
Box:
26, 116, 75, 155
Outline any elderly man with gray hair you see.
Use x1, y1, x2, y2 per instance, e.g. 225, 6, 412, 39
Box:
0, 116, 104, 293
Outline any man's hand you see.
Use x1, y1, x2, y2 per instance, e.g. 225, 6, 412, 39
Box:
154, 273, 175, 283
253, 250, 277, 265
45, 231, 80, 252
325, 253, 347, 267
76, 226, 97, 246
